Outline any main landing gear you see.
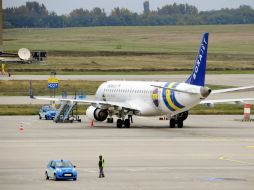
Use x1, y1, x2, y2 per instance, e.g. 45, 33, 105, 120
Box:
117, 118, 130, 128
169, 111, 188, 128
169, 119, 183, 128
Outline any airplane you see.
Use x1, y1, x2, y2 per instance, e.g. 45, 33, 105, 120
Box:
30, 32, 254, 128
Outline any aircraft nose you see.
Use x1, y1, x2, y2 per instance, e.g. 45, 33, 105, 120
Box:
200, 86, 212, 98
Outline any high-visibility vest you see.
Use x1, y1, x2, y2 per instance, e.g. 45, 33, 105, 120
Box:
102, 159, 105, 168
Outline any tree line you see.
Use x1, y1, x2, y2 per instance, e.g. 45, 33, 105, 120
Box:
4, 1, 254, 28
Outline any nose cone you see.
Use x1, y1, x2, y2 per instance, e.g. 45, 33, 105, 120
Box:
200, 86, 211, 98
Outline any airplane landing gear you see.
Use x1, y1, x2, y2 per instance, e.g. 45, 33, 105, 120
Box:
169, 119, 183, 128
170, 119, 176, 128
169, 111, 188, 128
124, 119, 130, 128
117, 119, 123, 128
177, 120, 183, 128
116, 118, 131, 128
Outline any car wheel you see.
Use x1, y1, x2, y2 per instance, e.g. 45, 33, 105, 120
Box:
45, 171, 49, 180
39, 115, 42, 120
45, 116, 48, 120
73, 178, 77, 181
54, 173, 58, 181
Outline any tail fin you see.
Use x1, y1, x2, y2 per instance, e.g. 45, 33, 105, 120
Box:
186, 32, 209, 86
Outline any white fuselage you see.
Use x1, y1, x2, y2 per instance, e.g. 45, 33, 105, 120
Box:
95, 81, 205, 116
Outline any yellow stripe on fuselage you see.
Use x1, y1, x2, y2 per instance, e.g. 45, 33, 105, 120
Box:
166, 82, 181, 111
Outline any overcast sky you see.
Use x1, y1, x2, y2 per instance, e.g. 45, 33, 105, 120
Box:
4, 0, 254, 14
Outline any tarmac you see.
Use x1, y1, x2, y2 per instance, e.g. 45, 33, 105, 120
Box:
0, 115, 254, 190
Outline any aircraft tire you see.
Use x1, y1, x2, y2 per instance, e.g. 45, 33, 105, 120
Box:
170, 119, 176, 128
124, 119, 130, 128
177, 120, 183, 128
45, 171, 49, 180
117, 119, 123, 128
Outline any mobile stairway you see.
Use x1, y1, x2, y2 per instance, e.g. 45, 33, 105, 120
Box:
54, 101, 81, 123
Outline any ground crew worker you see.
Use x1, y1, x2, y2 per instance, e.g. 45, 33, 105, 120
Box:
98, 155, 105, 178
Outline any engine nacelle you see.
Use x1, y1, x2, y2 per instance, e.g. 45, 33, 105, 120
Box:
86, 106, 108, 122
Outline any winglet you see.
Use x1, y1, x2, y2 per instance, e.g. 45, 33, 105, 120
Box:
186, 32, 209, 86
29, 80, 34, 99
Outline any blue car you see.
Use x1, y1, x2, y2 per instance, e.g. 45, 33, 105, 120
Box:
45, 160, 77, 181
39, 105, 58, 120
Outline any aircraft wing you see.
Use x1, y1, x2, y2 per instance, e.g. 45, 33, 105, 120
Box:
31, 96, 140, 112
200, 98, 254, 105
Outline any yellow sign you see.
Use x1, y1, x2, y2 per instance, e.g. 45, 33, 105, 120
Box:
48, 77, 59, 83
1, 64, 5, 74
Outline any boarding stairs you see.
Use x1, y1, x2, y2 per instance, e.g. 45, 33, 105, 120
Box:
54, 101, 81, 123
53, 92, 84, 123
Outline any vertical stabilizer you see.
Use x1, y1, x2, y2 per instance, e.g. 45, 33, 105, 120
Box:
186, 32, 209, 86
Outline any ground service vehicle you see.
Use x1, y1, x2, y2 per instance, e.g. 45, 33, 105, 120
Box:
39, 105, 57, 120
45, 160, 77, 181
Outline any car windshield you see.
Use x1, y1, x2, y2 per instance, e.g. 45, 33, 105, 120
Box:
55, 161, 73, 168
42, 107, 55, 112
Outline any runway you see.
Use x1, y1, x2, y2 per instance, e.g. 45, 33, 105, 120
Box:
0, 115, 254, 190
2, 74, 254, 86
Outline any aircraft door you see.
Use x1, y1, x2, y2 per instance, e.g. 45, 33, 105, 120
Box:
151, 88, 162, 112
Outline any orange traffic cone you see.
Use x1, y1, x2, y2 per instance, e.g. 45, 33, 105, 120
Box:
19, 123, 24, 132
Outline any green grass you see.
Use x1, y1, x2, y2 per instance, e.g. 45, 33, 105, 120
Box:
4, 25, 254, 54
0, 104, 245, 116
0, 105, 87, 115
0, 80, 102, 96
3, 25, 254, 75
189, 104, 244, 115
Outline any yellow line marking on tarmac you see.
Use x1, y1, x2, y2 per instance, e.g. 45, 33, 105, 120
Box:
219, 156, 254, 165
246, 146, 254, 149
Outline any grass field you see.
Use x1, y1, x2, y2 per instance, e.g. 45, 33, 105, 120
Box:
3, 25, 254, 74
0, 80, 102, 96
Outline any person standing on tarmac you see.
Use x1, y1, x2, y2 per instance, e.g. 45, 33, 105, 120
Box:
98, 155, 105, 178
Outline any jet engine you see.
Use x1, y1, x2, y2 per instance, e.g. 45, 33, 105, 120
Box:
86, 106, 108, 122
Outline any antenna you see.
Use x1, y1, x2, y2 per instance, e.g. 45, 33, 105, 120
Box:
18, 48, 31, 61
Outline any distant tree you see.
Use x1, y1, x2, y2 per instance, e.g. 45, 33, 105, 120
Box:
3, 1, 254, 28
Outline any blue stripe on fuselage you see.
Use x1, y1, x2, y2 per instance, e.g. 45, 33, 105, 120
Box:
170, 83, 185, 109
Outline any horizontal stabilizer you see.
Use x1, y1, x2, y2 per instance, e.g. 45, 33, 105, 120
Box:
200, 98, 254, 105
212, 86, 254, 94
